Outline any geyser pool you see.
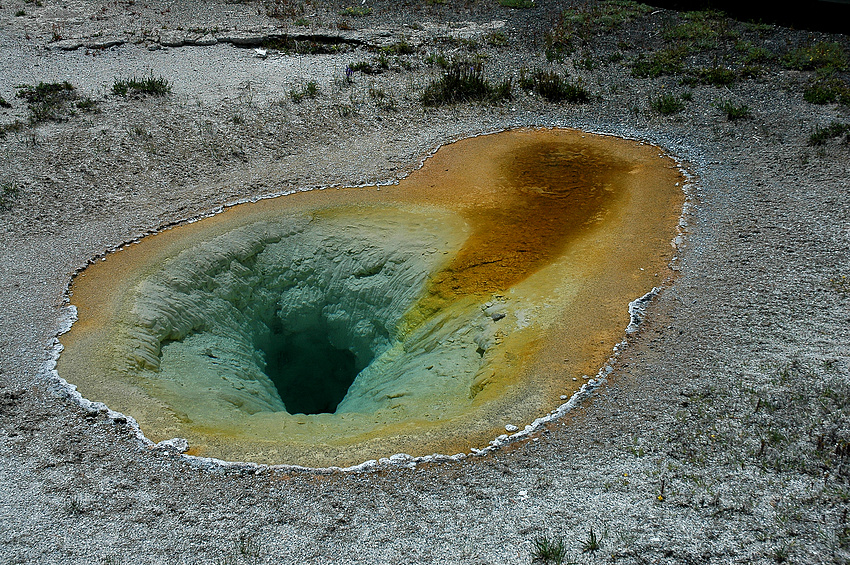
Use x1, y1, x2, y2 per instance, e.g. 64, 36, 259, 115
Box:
58, 128, 684, 468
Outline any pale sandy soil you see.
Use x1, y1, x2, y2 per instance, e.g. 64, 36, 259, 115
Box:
1, 1, 849, 564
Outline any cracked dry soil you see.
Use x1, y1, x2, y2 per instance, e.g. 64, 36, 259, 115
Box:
1, 0, 850, 563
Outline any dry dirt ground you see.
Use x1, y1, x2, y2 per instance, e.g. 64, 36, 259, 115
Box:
1, 1, 850, 564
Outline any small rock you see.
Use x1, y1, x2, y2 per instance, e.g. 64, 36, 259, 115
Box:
192, 34, 218, 46
85, 38, 125, 50
158, 31, 186, 47
505, 424, 519, 432
560, 395, 568, 400
50, 39, 83, 51
155, 437, 189, 453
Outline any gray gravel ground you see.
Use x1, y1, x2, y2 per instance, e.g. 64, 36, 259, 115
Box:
1, 1, 850, 563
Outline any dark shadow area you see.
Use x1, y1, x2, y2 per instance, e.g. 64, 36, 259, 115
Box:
262, 324, 360, 415
648, 0, 850, 34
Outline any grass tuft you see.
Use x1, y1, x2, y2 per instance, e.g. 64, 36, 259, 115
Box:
421, 62, 511, 106
531, 534, 571, 564
339, 6, 371, 17
650, 92, 686, 115
718, 99, 751, 120
15, 81, 77, 123
289, 81, 320, 103
631, 46, 688, 78
112, 75, 172, 97
808, 121, 850, 146
581, 526, 604, 554
803, 71, 850, 105
499, 0, 535, 8
522, 69, 590, 103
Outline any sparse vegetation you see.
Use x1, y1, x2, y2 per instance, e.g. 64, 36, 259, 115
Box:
686, 65, 737, 86
15, 81, 77, 123
521, 69, 590, 103
663, 9, 739, 49
75, 97, 99, 113
546, 0, 652, 60
424, 52, 451, 68
782, 41, 847, 71
369, 86, 396, 111
581, 527, 603, 554
717, 99, 751, 120
829, 274, 850, 296
112, 75, 172, 97
0, 96, 11, 108
631, 46, 688, 78
349, 60, 382, 75
741, 45, 775, 64
499, 0, 535, 8
289, 81, 320, 103
421, 61, 511, 106
235, 533, 261, 560
381, 41, 414, 55
650, 92, 686, 114
803, 71, 850, 105
0, 120, 25, 138
808, 121, 850, 146
339, 6, 371, 17
531, 534, 570, 564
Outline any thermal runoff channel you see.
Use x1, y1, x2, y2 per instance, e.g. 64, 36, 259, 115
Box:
58, 129, 684, 467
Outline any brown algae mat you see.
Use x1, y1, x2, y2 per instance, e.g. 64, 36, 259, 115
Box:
58, 128, 684, 468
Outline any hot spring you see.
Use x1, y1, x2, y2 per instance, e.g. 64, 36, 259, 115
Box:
57, 128, 684, 468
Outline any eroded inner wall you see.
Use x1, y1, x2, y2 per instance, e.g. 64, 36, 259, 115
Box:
58, 128, 684, 467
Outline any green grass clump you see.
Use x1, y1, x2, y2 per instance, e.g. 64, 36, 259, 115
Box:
650, 92, 686, 115
16, 81, 77, 123
718, 99, 751, 120
687, 65, 737, 86
0, 97, 10, 108
369, 86, 396, 111
742, 45, 775, 64
631, 46, 688, 78
581, 527, 603, 554
424, 52, 451, 68
499, 0, 535, 8
808, 121, 850, 146
522, 69, 590, 103
289, 81, 320, 103
75, 97, 99, 113
782, 41, 847, 71
803, 72, 850, 105
349, 60, 382, 75
531, 534, 570, 564
339, 6, 371, 17
421, 62, 511, 106
664, 9, 738, 48
380, 41, 414, 55
112, 75, 172, 97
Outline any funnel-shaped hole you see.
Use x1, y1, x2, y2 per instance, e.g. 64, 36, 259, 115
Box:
262, 321, 362, 415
